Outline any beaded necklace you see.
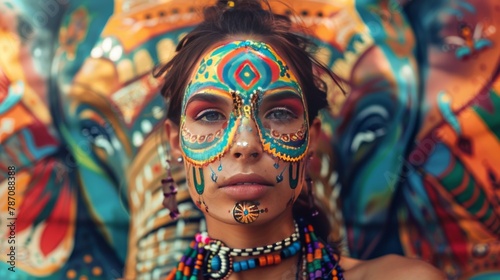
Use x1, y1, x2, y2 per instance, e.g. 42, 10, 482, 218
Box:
165, 218, 344, 280
200, 221, 300, 257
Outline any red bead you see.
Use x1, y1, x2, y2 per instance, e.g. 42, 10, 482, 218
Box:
259, 256, 267, 266
266, 255, 274, 265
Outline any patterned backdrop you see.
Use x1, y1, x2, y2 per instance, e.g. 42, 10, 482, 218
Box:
0, 0, 499, 279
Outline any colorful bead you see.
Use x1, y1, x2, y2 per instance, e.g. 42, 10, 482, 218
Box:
233, 262, 242, 272
212, 255, 221, 271
168, 218, 345, 280
203, 221, 300, 257
241, 260, 248, 271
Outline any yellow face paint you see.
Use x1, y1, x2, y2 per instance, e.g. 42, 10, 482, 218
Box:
181, 40, 309, 167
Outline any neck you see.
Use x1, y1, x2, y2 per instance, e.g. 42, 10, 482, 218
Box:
203, 211, 301, 280
205, 210, 296, 249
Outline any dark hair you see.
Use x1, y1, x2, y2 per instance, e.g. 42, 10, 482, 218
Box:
153, 0, 340, 125
154, 0, 341, 248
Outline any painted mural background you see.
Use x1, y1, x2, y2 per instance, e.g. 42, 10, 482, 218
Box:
0, 0, 499, 279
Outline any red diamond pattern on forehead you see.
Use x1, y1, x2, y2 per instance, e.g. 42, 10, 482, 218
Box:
234, 60, 260, 90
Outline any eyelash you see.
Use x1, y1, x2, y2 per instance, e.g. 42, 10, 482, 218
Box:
193, 106, 298, 124
194, 109, 226, 122
264, 107, 298, 120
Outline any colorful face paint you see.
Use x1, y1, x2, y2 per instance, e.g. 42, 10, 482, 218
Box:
192, 166, 205, 194
180, 40, 310, 166
232, 201, 268, 224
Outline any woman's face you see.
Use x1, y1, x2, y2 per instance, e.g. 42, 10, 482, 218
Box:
169, 40, 318, 226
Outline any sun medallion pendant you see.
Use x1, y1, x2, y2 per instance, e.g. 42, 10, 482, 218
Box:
232, 201, 267, 224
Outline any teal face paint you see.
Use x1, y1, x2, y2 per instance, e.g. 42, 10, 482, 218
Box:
180, 40, 310, 167
288, 162, 301, 189
192, 166, 205, 195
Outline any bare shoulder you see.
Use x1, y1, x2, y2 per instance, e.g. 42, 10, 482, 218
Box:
340, 254, 446, 280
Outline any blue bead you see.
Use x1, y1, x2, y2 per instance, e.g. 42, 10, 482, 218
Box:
234, 262, 241, 272
241, 261, 248, 271
248, 259, 256, 269
282, 248, 290, 257
212, 255, 221, 271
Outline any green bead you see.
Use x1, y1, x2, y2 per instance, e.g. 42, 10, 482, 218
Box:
313, 260, 321, 270
310, 232, 318, 241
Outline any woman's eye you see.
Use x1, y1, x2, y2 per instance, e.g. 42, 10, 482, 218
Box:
195, 110, 225, 122
265, 107, 297, 120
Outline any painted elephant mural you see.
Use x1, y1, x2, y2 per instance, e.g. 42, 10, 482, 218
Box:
0, 0, 498, 279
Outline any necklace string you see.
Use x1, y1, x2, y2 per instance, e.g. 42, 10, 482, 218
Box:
201, 221, 300, 257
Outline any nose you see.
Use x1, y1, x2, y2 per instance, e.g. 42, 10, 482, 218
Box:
230, 123, 263, 161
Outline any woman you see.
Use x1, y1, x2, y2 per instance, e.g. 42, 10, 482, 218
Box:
155, 0, 445, 279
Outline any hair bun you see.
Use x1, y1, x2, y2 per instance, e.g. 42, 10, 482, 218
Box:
217, 0, 263, 10
205, 0, 265, 21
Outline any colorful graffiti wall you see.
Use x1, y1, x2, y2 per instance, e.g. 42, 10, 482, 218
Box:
0, 0, 499, 279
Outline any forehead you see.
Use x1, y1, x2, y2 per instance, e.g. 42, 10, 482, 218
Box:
186, 40, 300, 94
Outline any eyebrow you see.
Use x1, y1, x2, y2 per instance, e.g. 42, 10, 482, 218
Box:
185, 92, 231, 107
261, 90, 302, 103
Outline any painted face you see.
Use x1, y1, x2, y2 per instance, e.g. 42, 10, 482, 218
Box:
180, 40, 309, 167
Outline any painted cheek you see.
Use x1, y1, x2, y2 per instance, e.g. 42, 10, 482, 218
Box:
254, 112, 309, 162
180, 108, 236, 166
191, 166, 205, 195
181, 124, 233, 166
288, 161, 302, 190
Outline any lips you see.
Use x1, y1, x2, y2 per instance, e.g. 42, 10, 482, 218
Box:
218, 174, 274, 200
219, 173, 274, 188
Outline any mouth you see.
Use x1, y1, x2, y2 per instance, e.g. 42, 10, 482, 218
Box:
218, 174, 274, 200
219, 173, 274, 188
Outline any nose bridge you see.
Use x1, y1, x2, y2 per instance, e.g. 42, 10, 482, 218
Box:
230, 110, 263, 159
